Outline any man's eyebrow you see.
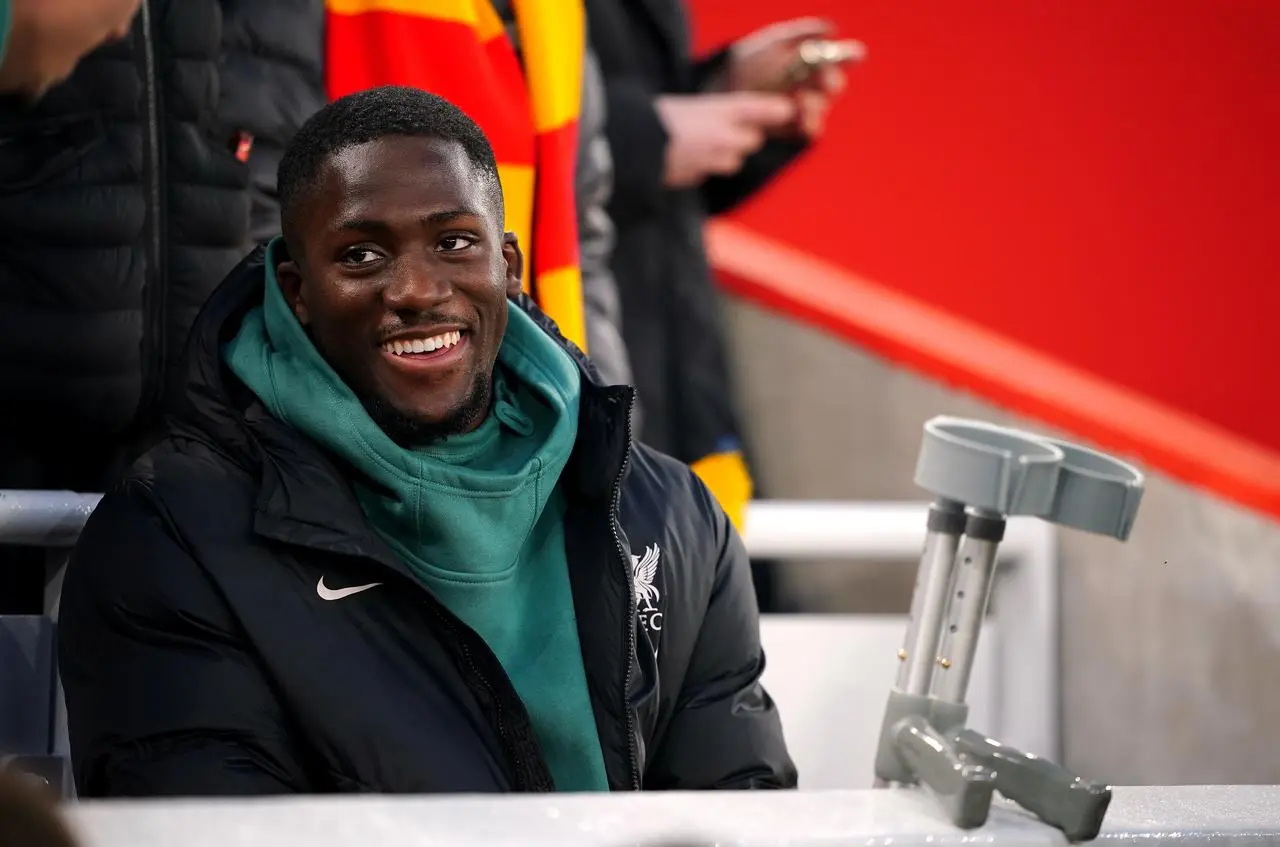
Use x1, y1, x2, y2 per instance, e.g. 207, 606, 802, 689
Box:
333, 209, 484, 233
335, 218, 392, 234
422, 208, 483, 225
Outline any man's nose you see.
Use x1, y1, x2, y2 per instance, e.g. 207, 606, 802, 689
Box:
382, 259, 452, 312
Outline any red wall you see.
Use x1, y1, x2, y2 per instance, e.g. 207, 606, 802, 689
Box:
688, 0, 1280, 456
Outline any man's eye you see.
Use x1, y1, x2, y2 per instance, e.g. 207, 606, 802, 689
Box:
439, 235, 476, 252
341, 248, 382, 266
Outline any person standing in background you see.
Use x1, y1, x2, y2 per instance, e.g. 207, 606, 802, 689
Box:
0, 0, 321, 615
585, 0, 851, 611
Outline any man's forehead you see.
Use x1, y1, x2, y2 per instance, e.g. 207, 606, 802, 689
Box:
312, 137, 496, 224
325, 135, 464, 177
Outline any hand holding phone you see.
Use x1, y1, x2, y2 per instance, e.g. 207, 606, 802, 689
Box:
718, 19, 864, 139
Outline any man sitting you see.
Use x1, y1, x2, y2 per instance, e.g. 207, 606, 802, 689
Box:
57, 85, 795, 795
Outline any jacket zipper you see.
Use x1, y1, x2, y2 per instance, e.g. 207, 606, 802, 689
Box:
138, 0, 167, 419
609, 395, 642, 790
425, 600, 552, 791
513, 304, 642, 790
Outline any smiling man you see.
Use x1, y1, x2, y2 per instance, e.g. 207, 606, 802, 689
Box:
56, 85, 795, 796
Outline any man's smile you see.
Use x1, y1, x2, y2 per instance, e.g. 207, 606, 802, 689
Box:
378, 329, 470, 375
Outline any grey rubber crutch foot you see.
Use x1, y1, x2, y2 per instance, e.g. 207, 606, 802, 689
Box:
894, 716, 995, 829
952, 728, 1113, 842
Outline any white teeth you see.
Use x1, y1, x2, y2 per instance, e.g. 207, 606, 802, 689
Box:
384, 330, 462, 356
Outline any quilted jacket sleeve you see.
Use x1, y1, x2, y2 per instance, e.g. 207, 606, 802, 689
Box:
643, 471, 798, 789
577, 45, 636, 395
57, 480, 310, 796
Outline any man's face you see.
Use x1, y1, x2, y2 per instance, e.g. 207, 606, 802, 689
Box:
278, 135, 522, 444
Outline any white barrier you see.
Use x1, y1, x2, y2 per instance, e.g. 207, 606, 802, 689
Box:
64, 786, 1280, 846
758, 615, 1000, 789
746, 501, 1059, 764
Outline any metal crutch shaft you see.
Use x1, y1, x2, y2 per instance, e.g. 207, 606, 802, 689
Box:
930, 509, 1006, 705
894, 498, 966, 695
875, 498, 967, 789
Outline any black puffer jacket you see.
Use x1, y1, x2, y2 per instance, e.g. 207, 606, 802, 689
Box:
57, 247, 796, 795
218, 0, 326, 244
0, 0, 323, 460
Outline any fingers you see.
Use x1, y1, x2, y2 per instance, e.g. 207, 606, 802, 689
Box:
816, 64, 846, 96
704, 121, 768, 176
661, 86, 814, 187
728, 124, 768, 155
758, 16, 835, 45
795, 89, 829, 138
718, 92, 797, 128
658, 94, 779, 185
706, 144, 757, 176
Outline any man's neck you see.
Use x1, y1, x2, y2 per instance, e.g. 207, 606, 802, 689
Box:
360, 372, 495, 448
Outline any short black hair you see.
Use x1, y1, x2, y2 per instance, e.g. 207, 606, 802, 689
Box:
277, 85, 501, 247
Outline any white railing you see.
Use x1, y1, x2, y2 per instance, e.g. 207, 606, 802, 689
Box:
0, 489, 101, 547
64, 785, 1280, 846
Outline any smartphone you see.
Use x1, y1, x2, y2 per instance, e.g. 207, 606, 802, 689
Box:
782, 38, 867, 88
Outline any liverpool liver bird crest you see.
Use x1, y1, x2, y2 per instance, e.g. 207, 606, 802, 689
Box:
630, 544, 661, 607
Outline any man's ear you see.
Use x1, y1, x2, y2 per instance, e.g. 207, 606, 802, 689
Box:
276, 257, 310, 326
502, 232, 525, 298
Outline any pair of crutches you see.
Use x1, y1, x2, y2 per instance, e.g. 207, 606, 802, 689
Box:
873, 417, 1145, 840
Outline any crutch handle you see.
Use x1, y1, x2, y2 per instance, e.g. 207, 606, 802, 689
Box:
914, 416, 1145, 538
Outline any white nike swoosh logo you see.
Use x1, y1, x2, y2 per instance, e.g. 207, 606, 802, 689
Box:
316, 577, 383, 601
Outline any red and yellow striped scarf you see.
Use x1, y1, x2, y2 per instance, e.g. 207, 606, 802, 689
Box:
325, 0, 588, 353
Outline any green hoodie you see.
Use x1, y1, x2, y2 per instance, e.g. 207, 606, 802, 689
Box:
224, 239, 608, 792
0, 1, 11, 70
